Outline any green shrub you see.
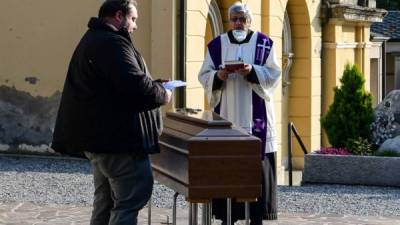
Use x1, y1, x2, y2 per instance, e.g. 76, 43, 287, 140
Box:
321, 64, 374, 148
346, 137, 374, 155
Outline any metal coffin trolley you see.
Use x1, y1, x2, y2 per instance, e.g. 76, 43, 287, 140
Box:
149, 110, 262, 225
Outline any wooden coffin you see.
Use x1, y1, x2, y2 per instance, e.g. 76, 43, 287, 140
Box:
151, 110, 262, 203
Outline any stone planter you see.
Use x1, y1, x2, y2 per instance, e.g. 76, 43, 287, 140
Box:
303, 154, 400, 187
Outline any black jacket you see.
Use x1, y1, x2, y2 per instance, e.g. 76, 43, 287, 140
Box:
51, 18, 166, 155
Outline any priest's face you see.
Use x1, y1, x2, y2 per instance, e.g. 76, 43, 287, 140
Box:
229, 12, 250, 32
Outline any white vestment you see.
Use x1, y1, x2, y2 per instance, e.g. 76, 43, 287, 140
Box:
198, 31, 281, 153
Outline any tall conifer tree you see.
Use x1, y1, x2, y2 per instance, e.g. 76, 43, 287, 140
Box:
321, 64, 374, 148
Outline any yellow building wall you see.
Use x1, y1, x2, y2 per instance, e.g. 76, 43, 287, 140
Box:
0, 0, 103, 97
146, 0, 175, 111
0, 0, 179, 148
185, 0, 210, 109
260, 0, 322, 169
260, 0, 284, 170
135, 0, 152, 69
0, 0, 162, 97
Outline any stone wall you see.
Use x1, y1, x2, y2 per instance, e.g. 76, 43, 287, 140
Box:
0, 85, 60, 154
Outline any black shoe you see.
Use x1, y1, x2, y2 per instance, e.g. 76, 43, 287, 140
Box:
250, 220, 263, 225
264, 213, 278, 220
221, 220, 237, 225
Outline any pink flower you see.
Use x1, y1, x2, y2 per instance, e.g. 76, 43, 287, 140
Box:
314, 147, 352, 155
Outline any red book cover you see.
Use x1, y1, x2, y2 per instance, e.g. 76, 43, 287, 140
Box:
224, 60, 244, 71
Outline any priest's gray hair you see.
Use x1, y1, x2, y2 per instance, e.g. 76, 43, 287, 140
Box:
228, 2, 253, 23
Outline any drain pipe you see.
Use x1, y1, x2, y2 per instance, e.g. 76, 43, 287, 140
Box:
177, 0, 186, 108
382, 40, 386, 99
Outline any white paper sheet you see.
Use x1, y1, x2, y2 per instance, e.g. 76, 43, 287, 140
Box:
162, 80, 187, 90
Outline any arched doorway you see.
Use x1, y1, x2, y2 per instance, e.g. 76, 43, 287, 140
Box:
207, 0, 224, 39
281, 10, 294, 168
284, 0, 314, 169
203, 0, 224, 110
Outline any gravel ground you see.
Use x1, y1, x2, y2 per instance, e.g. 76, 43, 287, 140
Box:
1, 154, 400, 216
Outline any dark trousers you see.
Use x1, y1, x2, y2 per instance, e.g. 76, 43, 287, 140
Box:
84, 152, 153, 225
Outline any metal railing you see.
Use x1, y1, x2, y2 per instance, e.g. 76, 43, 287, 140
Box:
288, 122, 308, 186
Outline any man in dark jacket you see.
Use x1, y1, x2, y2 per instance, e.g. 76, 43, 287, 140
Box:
51, 0, 171, 224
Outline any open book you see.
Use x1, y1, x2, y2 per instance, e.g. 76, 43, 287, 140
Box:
224, 60, 244, 71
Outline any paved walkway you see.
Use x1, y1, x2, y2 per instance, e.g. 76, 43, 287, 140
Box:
1, 202, 400, 225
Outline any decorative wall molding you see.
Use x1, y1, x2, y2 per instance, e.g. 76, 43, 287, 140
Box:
325, 0, 376, 8
282, 11, 294, 94
208, 0, 224, 37
321, 1, 386, 24
323, 42, 372, 49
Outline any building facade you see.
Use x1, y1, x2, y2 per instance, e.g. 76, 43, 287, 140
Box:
371, 11, 400, 97
0, 0, 386, 181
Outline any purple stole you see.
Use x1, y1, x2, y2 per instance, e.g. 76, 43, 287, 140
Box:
208, 32, 273, 160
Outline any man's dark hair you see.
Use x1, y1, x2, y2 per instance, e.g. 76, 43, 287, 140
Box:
98, 0, 137, 18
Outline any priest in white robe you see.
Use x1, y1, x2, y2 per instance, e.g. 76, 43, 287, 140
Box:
198, 2, 281, 225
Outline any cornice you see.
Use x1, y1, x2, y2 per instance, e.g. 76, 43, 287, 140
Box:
323, 42, 372, 48
321, 3, 387, 24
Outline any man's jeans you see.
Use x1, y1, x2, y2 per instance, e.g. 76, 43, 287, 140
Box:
84, 152, 153, 225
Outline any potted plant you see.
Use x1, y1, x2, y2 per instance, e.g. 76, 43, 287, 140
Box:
303, 64, 400, 187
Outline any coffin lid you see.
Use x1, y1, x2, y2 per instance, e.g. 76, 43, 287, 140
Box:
166, 110, 232, 127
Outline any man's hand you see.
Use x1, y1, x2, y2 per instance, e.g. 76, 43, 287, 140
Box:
217, 68, 229, 81
156, 79, 170, 83
163, 89, 172, 104
236, 63, 252, 76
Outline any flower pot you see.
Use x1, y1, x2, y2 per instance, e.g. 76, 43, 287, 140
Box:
303, 154, 400, 186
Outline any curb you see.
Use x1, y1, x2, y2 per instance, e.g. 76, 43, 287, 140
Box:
0, 152, 88, 161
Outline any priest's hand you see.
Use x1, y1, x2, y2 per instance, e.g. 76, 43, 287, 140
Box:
236, 64, 252, 76
217, 68, 229, 81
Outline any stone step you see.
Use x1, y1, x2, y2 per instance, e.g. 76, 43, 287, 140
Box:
278, 170, 303, 186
